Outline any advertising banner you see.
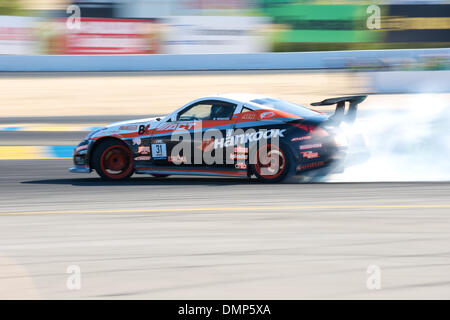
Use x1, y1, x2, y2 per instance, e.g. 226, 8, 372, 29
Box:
162, 16, 270, 54
260, 4, 382, 43
62, 18, 159, 54
72, 0, 115, 18
0, 16, 37, 55
384, 5, 450, 43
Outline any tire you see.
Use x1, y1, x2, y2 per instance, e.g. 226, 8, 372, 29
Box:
92, 140, 134, 181
250, 142, 294, 183
150, 174, 170, 178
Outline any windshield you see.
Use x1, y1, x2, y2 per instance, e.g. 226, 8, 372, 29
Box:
251, 98, 322, 118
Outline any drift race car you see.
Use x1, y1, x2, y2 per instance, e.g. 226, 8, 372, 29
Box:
70, 94, 367, 183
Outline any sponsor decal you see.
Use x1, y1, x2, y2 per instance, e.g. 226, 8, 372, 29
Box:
241, 113, 257, 121
168, 155, 187, 163
230, 153, 248, 160
156, 122, 196, 132
132, 137, 142, 145
138, 146, 150, 155
298, 161, 325, 171
301, 151, 319, 159
235, 163, 247, 169
234, 146, 248, 153
119, 125, 138, 131
151, 143, 167, 158
230, 146, 249, 160
134, 156, 151, 161
291, 135, 312, 142
98, 129, 120, 135
260, 111, 276, 120
299, 143, 323, 150
138, 124, 150, 135
213, 129, 286, 149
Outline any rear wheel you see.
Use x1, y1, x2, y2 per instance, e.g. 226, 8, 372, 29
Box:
92, 140, 134, 181
251, 143, 294, 183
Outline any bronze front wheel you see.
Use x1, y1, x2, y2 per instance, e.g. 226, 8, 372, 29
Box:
93, 140, 134, 181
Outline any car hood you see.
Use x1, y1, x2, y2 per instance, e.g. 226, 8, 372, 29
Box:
86, 116, 164, 140
106, 117, 162, 128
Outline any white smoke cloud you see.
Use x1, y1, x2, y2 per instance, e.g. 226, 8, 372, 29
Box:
329, 94, 450, 182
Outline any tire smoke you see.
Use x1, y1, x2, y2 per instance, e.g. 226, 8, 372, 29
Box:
330, 94, 450, 182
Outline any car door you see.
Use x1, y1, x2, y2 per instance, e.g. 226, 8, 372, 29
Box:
154, 99, 238, 168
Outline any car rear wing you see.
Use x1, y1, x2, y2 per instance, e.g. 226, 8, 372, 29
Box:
311, 95, 367, 124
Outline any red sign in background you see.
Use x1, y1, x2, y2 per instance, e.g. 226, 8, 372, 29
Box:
62, 18, 159, 55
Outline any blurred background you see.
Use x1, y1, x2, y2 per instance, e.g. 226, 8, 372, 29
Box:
1, 1, 450, 300
0, 0, 449, 55
0, 0, 449, 118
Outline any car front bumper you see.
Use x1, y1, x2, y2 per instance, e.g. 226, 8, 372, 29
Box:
70, 165, 91, 173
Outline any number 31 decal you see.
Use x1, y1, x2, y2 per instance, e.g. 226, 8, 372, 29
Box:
151, 143, 167, 158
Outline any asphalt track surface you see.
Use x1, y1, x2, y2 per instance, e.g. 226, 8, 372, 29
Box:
1, 159, 450, 299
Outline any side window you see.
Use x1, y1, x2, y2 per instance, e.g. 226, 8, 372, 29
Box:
178, 104, 211, 121
241, 107, 253, 113
177, 101, 237, 121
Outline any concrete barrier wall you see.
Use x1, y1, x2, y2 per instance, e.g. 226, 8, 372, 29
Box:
0, 48, 449, 72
